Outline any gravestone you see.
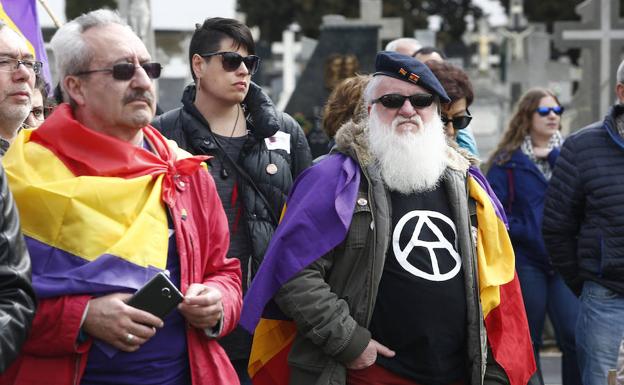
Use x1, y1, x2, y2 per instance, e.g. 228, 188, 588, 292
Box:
554, 0, 624, 130
284, 15, 379, 157
359, 0, 402, 41
507, 25, 573, 107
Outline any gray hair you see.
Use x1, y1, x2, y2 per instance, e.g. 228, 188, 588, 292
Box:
618, 59, 624, 84
384, 38, 422, 53
50, 9, 130, 102
363, 75, 384, 105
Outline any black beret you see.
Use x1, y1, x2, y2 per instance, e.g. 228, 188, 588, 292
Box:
373, 51, 450, 103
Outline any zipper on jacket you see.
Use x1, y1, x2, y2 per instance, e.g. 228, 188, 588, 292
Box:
466, 180, 487, 385
73, 354, 82, 385
363, 169, 378, 326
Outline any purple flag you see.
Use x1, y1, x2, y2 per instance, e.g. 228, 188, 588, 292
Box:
240, 154, 360, 332
0, 0, 52, 85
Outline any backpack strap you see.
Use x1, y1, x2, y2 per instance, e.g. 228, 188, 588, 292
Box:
505, 168, 514, 214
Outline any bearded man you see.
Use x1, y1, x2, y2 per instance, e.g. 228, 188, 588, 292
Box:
239, 51, 536, 385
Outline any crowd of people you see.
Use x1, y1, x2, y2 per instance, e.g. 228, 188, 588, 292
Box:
0, 8, 622, 385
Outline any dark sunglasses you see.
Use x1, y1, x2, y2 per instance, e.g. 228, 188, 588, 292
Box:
74, 62, 162, 80
199, 51, 260, 75
536, 106, 564, 116
371, 93, 434, 109
441, 113, 472, 131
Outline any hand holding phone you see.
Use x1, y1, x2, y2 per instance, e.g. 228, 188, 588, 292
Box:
127, 272, 184, 320
178, 283, 223, 329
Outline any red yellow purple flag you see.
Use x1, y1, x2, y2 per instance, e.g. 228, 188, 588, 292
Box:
0, 0, 52, 83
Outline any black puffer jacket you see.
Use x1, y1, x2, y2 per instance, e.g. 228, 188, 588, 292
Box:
0, 165, 36, 373
543, 104, 624, 296
153, 83, 312, 282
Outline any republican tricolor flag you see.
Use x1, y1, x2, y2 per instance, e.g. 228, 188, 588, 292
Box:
241, 155, 536, 385
0, 0, 52, 83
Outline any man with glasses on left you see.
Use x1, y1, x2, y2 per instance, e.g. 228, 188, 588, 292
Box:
0, 20, 37, 374
0, 10, 242, 385
0, 21, 39, 155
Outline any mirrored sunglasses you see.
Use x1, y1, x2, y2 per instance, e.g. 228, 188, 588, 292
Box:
536, 106, 564, 116
200, 51, 261, 75
75, 62, 162, 81
371, 93, 434, 109
441, 114, 472, 130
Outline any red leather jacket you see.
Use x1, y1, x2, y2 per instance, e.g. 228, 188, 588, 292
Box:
0, 125, 242, 385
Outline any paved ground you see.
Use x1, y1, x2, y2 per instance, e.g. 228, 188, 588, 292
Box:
541, 351, 562, 385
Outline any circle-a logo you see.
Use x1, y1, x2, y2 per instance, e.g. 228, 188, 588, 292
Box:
392, 210, 461, 282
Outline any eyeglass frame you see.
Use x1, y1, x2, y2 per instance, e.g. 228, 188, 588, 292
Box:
73, 62, 163, 81
28, 106, 45, 121
535, 105, 564, 117
197, 51, 261, 75
370, 93, 436, 110
0, 56, 43, 75
440, 109, 473, 131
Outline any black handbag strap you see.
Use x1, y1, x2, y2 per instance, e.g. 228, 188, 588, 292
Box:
186, 106, 280, 226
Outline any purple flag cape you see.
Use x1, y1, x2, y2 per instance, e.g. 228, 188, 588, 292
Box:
240, 154, 360, 332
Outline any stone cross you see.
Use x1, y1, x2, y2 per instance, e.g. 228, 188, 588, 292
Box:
272, 24, 302, 110
500, 0, 533, 62
465, 18, 499, 72
358, 0, 402, 41
554, 0, 624, 126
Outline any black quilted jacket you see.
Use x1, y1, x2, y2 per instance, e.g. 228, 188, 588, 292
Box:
153, 83, 312, 287
543, 104, 624, 296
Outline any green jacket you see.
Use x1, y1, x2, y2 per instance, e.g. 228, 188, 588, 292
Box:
274, 119, 510, 385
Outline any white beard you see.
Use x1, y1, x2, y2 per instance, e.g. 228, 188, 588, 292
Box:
368, 111, 448, 194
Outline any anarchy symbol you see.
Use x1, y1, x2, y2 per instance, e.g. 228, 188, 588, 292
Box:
392, 210, 461, 282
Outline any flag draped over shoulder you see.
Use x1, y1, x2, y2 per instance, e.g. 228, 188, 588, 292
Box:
0, 0, 52, 83
240, 154, 360, 385
2, 104, 209, 298
468, 166, 536, 385
242, 158, 534, 385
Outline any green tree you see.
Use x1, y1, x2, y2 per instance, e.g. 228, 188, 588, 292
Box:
500, 0, 582, 30
65, 0, 118, 20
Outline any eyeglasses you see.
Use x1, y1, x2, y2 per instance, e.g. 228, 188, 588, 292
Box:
199, 51, 261, 75
29, 106, 44, 121
74, 62, 162, 80
371, 93, 434, 109
441, 112, 472, 131
0, 57, 43, 75
536, 106, 564, 116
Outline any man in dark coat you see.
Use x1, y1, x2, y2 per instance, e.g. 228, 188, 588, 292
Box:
543, 59, 624, 385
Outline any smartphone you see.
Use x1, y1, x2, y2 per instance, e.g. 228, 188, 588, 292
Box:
127, 272, 184, 319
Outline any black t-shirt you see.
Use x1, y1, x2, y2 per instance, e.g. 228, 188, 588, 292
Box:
369, 182, 467, 385
211, 133, 252, 259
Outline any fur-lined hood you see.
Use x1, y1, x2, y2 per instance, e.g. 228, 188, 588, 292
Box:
333, 117, 479, 173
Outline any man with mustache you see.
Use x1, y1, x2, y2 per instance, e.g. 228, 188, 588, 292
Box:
0, 10, 242, 385
241, 52, 536, 385
152, 17, 311, 384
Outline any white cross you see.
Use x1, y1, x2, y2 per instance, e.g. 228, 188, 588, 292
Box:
359, 0, 402, 40
561, 0, 624, 116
